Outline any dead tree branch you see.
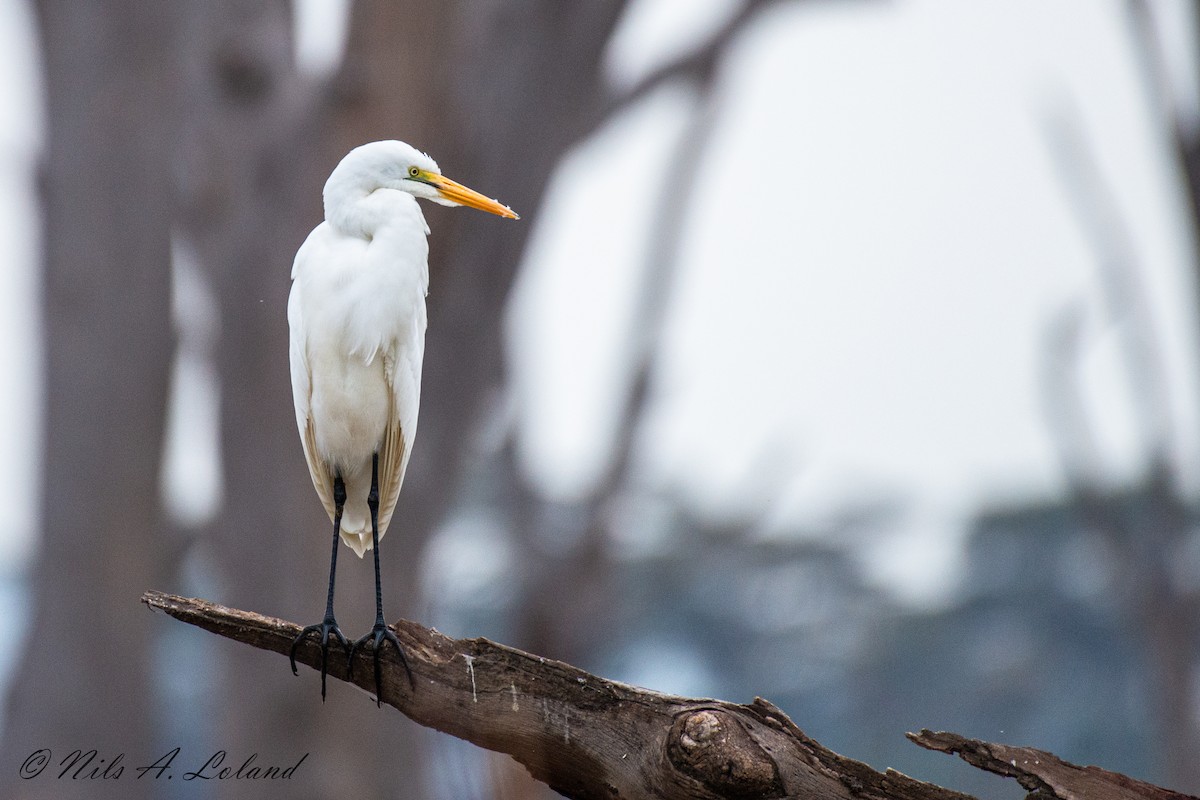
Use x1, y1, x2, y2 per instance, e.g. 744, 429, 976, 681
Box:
911, 731, 1197, 800
142, 591, 1186, 800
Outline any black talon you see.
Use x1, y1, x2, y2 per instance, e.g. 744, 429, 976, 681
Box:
350, 618, 413, 707
291, 615, 351, 700
292, 472, 350, 702
348, 452, 414, 707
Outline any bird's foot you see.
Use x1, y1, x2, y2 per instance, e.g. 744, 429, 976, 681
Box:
350, 619, 413, 707
290, 615, 351, 701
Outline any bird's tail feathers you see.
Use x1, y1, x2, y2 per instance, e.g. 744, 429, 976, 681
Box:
339, 525, 373, 558
339, 506, 373, 557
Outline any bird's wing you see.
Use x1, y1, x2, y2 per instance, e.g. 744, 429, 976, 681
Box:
288, 257, 337, 524
376, 303, 427, 537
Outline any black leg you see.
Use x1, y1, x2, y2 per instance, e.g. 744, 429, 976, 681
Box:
350, 452, 413, 706
290, 472, 351, 700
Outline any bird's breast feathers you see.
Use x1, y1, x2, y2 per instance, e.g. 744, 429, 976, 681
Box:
290, 217, 427, 448
293, 224, 428, 358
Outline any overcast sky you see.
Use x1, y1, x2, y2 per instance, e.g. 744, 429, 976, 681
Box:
508, 0, 1200, 605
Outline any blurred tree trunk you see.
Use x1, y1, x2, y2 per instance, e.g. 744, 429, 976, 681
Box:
1129, 7, 1200, 786
1041, 11, 1200, 782
1124, 5, 1200, 788
171, 3, 469, 797
321, 4, 630, 797
177, 3, 627, 797
299, 0, 631, 638
170, 5, 383, 800
0, 3, 181, 799
6, 2, 634, 798
390, 0, 631, 566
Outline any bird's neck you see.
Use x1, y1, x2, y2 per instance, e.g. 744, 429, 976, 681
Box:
324, 186, 426, 240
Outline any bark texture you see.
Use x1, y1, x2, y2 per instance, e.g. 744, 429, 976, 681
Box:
144, 592, 1191, 800
911, 731, 1199, 800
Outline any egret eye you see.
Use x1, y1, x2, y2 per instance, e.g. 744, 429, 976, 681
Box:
408, 166, 421, 178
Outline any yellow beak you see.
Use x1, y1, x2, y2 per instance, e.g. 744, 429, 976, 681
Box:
430, 174, 519, 219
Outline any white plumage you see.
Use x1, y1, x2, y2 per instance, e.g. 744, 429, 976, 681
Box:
289, 144, 429, 556
288, 140, 517, 557
286, 140, 516, 701
288, 142, 518, 700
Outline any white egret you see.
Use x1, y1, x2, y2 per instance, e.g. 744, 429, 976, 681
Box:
287, 140, 518, 702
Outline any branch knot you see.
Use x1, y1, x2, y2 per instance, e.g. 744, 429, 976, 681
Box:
667, 708, 783, 798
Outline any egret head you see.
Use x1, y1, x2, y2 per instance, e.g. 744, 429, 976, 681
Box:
326, 140, 518, 221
